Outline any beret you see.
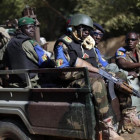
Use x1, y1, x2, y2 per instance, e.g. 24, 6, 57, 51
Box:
18, 17, 35, 27
93, 23, 105, 33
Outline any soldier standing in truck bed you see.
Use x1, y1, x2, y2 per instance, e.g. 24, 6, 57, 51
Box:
54, 14, 140, 140
4, 17, 56, 87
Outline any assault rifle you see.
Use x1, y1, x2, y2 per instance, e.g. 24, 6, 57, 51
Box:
98, 69, 140, 98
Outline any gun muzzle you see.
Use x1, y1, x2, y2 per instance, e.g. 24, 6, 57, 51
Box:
132, 89, 140, 98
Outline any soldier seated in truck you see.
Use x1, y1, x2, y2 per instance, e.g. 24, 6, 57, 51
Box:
90, 23, 137, 77
0, 27, 10, 87
54, 14, 140, 140
4, 17, 56, 88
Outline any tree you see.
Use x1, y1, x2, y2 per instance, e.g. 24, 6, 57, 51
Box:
74, 0, 140, 38
0, 0, 25, 23
0, 0, 78, 40
1, 0, 140, 40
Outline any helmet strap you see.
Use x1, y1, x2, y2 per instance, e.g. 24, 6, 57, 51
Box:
70, 26, 81, 41
77, 28, 82, 39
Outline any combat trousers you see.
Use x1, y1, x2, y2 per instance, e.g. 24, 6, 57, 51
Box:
69, 72, 132, 120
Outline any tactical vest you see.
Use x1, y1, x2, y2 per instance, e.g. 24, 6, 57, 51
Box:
6, 36, 39, 82
55, 35, 98, 68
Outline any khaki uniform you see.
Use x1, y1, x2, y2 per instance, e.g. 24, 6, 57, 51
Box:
23, 41, 40, 87
115, 46, 140, 72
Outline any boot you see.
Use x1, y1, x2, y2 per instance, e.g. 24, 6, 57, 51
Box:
99, 117, 124, 140
122, 106, 140, 133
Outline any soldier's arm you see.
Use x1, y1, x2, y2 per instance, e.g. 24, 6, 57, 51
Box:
75, 58, 99, 73
116, 58, 140, 70
22, 41, 39, 64
68, 49, 99, 73
115, 47, 140, 70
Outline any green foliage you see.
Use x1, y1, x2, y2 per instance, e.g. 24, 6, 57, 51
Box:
74, 0, 140, 37
0, 0, 25, 22
20, 0, 78, 40
1, 0, 140, 40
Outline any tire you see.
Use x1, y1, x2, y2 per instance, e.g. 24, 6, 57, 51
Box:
0, 120, 31, 140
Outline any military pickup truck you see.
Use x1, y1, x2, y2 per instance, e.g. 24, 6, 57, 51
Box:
0, 67, 140, 140
0, 67, 97, 140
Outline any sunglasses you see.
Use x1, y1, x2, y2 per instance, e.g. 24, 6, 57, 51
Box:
77, 26, 92, 32
126, 38, 138, 42
90, 31, 103, 37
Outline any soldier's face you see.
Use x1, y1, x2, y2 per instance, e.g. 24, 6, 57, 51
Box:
21, 24, 35, 38
81, 26, 92, 39
126, 33, 138, 50
91, 29, 103, 45
77, 25, 91, 40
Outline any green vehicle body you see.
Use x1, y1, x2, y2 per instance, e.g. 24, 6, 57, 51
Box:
0, 67, 140, 140
0, 68, 96, 140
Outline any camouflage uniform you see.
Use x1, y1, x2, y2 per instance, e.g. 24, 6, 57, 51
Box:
94, 45, 132, 110
0, 27, 10, 68
54, 42, 132, 120
0, 27, 10, 86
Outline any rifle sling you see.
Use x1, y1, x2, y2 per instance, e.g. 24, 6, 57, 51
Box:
108, 80, 116, 100
108, 80, 121, 121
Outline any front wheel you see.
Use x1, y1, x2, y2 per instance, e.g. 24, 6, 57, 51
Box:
0, 120, 31, 140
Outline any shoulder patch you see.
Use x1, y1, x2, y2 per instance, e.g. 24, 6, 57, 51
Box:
117, 51, 124, 55
63, 36, 72, 43
82, 53, 89, 59
56, 59, 63, 67
58, 42, 63, 46
29, 40, 38, 47
42, 54, 48, 61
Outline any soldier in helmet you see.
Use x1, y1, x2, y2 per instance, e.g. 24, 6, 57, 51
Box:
54, 14, 140, 140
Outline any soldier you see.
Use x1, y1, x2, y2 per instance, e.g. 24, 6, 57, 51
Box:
54, 14, 140, 140
0, 27, 10, 68
90, 23, 137, 77
0, 27, 10, 86
5, 17, 55, 87
115, 32, 140, 74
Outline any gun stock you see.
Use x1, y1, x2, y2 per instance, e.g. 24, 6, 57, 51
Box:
98, 69, 140, 98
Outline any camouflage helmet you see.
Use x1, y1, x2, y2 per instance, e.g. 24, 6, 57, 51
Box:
68, 14, 93, 29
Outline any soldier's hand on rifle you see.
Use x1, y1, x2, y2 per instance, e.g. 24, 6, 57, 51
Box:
128, 71, 137, 78
108, 71, 116, 77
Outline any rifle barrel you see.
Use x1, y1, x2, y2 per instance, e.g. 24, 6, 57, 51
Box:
132, 89, 140, 98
